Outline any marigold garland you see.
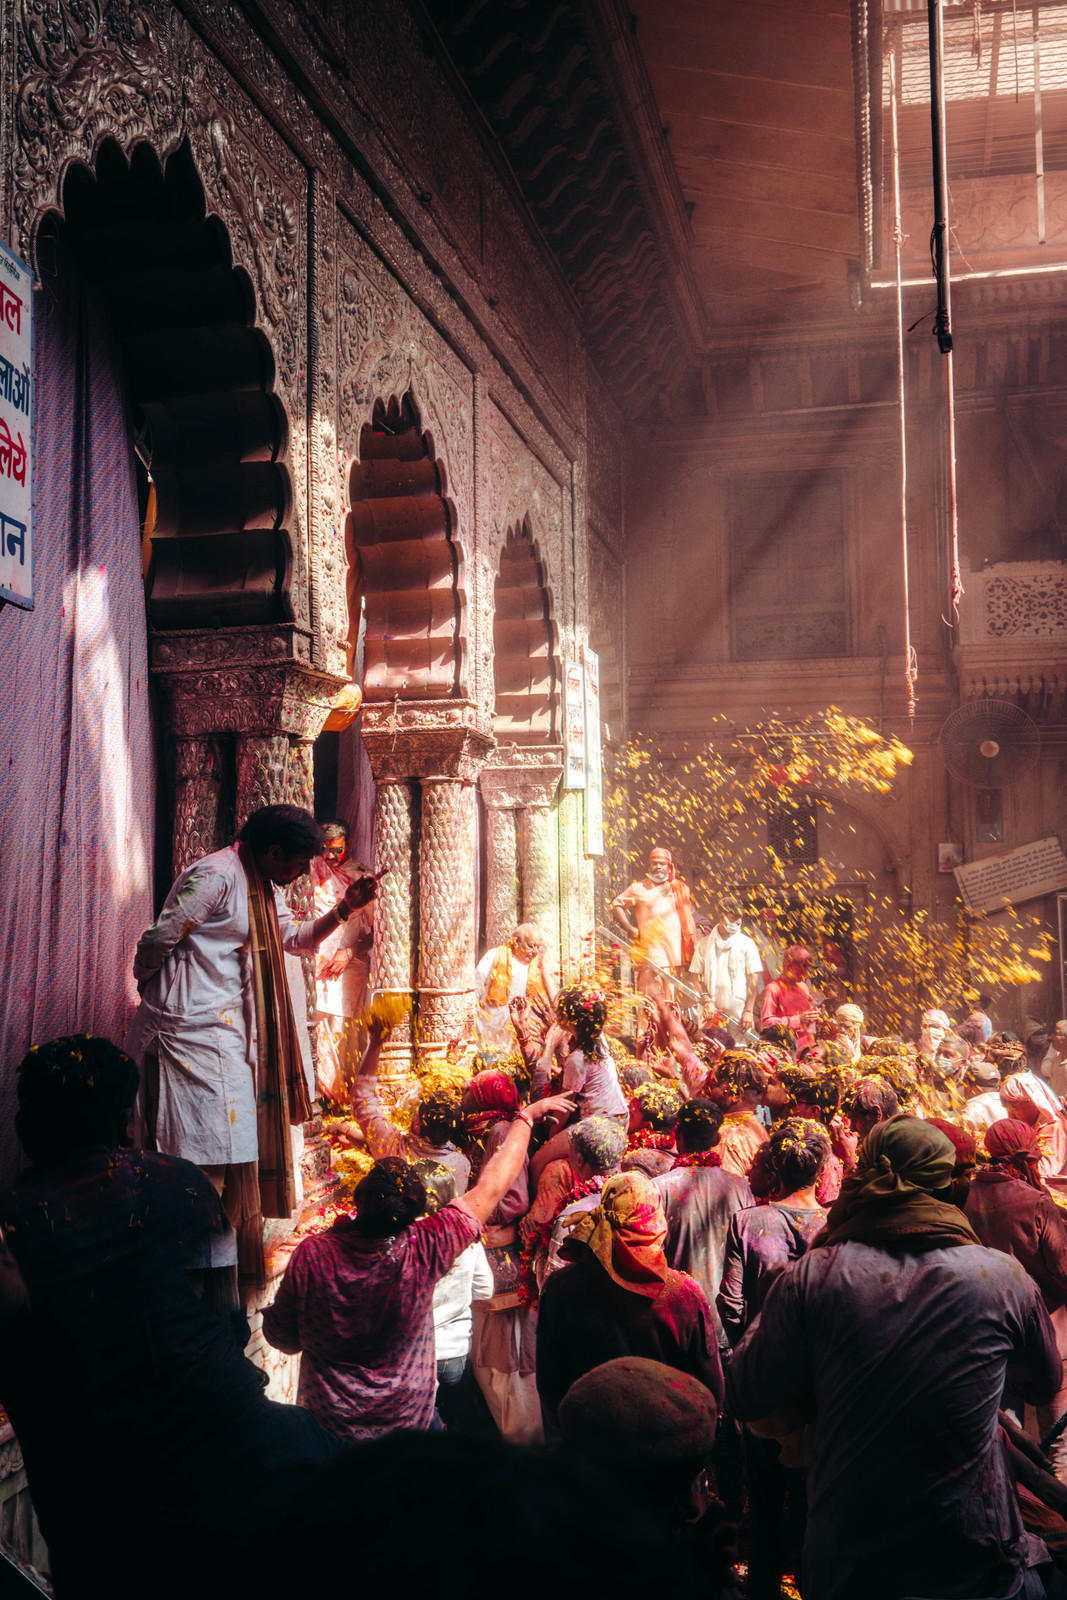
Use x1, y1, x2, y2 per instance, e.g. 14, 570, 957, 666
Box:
626, 1127, 676, 1153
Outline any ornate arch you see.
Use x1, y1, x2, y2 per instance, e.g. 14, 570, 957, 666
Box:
33, 137, 295, 628
345, 391, 467, 700
492, 517, 557, 742
10, 0, 311, 626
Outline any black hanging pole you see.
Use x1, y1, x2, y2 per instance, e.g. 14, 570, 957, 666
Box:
928, 0, 953, 353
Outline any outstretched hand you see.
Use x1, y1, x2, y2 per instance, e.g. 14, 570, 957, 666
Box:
342, 874, 379, 913
527, 1092, 576, 1124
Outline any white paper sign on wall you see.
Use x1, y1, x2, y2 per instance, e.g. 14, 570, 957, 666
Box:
0, 238, 32, 610
582, 645, 603, 855
954, 836, 1067, 914
564, 659, 586, 791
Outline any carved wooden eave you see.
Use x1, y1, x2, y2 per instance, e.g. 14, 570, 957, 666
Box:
579, 0, 705, 351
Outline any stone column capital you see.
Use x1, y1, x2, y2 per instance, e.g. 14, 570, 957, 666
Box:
152, 624, 347, 741
479, 745, 564, 810
361, 698, 494, 783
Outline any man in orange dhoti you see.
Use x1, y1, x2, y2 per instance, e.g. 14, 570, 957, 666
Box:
611, 847, 696, 997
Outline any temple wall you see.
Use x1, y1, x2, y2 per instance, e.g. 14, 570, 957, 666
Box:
0, 0, 623, 1099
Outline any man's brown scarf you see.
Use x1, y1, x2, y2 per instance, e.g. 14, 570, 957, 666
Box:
228, 843, 313, 1286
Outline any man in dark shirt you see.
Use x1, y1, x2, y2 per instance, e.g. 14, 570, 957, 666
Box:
653, 1098, 752, 1353
0, 1035, 336, 1597
536, 1170, 723, 1425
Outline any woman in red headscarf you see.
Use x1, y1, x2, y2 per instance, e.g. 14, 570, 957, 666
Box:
535, 1172, 723, 1425
966, 1118, 1067, 1478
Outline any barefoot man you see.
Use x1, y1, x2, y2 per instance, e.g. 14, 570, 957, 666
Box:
611, 847, 696, 997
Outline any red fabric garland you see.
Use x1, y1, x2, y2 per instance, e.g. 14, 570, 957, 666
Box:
671, 1148, 723, 1171
518, 1176, 602, 1309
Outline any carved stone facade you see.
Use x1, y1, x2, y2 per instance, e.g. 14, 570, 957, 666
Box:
0, 0, 626, 1425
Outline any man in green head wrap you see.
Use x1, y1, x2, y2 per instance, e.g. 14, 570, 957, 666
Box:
727, 1114, 1062, 1600
816, 1113, 978, 1250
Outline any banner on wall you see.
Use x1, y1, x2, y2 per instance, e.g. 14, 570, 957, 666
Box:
582, 645, 604, 855
954, 836, 1067, 914
0, 237, 32, 610
564, 658, 586, 790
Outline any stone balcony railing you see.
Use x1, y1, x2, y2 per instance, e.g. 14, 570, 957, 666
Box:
955, 561, 1067, 704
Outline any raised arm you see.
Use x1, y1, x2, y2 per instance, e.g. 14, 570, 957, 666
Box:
649, 995, 706, 1087
347, 1023, 407, 1161
463, 1094, 576, 1225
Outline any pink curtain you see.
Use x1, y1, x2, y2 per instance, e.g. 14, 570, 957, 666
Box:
0, 265, 155, 1181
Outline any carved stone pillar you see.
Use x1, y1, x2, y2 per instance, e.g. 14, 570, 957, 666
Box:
481, 748, 564, 972
419, 777, 477, 1054
235, 733, 290, 827
287, 738, 315, 812
362, 699, 494, 1069
519, 801, 561, 968
172, 736, 226, 877
371, 779, 418, 1080
482, 804, 519, 948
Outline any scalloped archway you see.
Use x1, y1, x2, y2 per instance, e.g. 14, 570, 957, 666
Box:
345, 392, 465, 700
40, 138, 295, 628
492, 518, 557, 742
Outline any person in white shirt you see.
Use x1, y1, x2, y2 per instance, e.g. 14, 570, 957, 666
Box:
131, 805, 375, 1279
958, 1059, 1007, 1134
689, 900, 762, 1033
1042, 1019, 1067, 1101
311, 819, 374, 1103
474, 923, 557, 1052
415, 1161, 494, 1431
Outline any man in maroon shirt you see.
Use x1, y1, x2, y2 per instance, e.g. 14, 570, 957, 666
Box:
264, 1078, 573, 1442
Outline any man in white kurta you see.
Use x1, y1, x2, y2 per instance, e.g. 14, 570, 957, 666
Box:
689, 902, 762, 1032
130, 807, 374, 1265
132, 843, 317, 1169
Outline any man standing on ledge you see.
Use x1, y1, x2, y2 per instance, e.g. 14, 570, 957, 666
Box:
131, 805, 376, 1285
612, 846, 696, 996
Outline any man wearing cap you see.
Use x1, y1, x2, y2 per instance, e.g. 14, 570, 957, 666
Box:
688, 901, 762, 1037
612, 847, 696, 996
957, 1060, 1006, 1135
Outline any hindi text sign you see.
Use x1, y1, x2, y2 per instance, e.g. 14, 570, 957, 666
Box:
0, 238, 32, 609
582, 645, 604, 854
564, 659, 586, 790
954, 836, 1067, 913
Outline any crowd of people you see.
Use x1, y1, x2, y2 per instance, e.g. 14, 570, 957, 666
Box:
3, 810, 1067, 1600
